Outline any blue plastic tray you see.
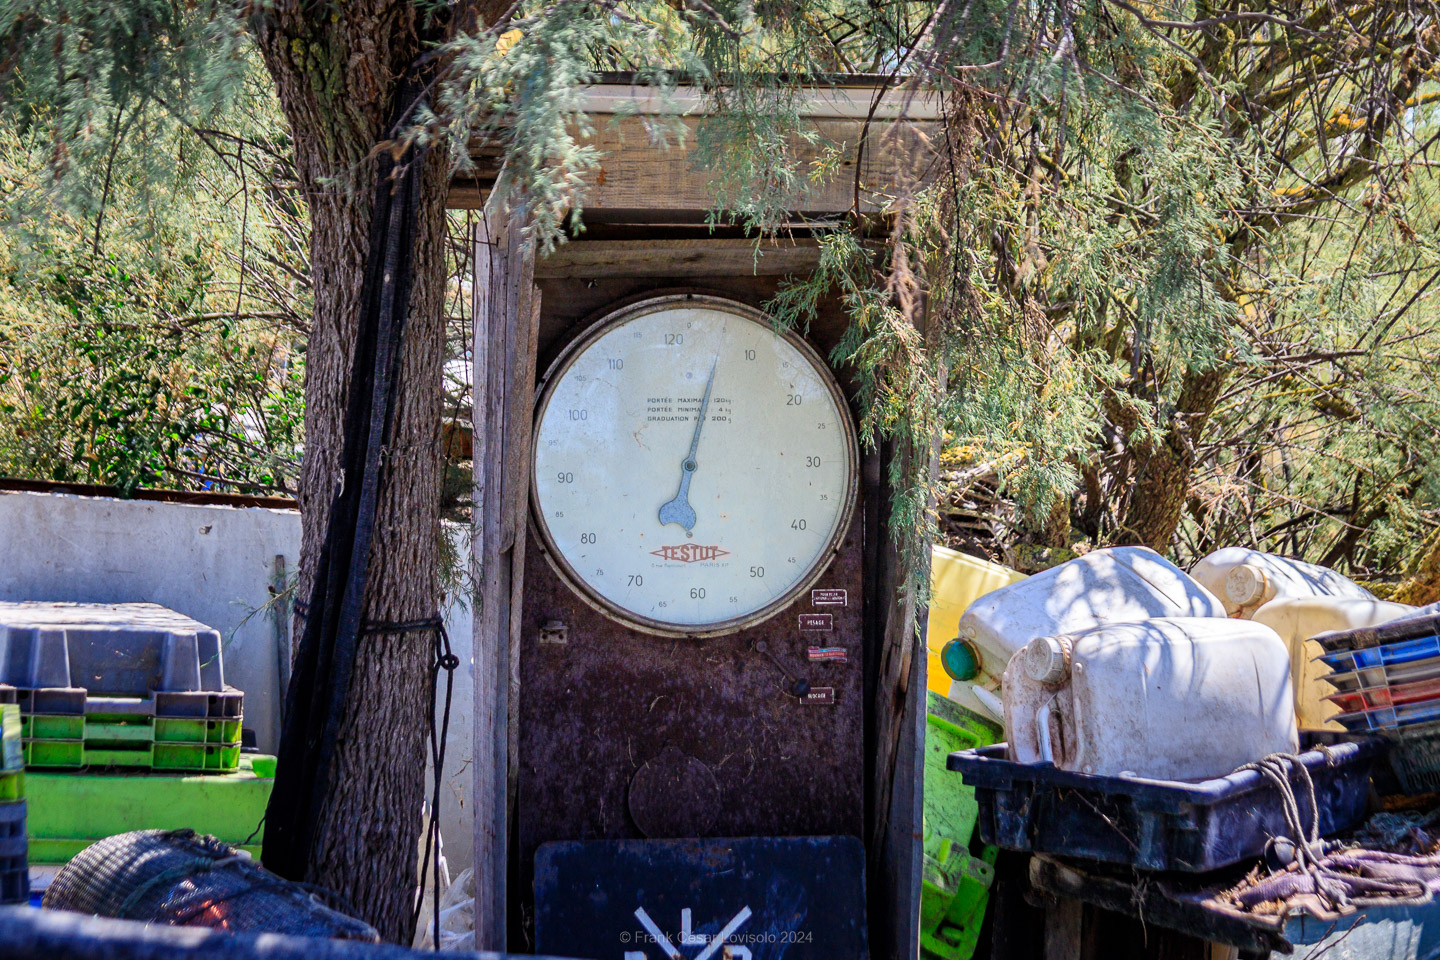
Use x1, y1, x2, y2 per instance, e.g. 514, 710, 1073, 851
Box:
947, 731, 1387, 872
1335, 697, 1440, 732
1321, 634, 1440, 671
1326, 654, 1440, 694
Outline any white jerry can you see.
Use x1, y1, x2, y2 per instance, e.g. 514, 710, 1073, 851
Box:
1190, 547, 1416, 728
947, 546, 1225, 721
1003, 618, 1299, 781
1190, 547, 1378, 618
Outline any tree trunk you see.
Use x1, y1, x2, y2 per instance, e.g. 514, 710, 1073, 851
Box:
1393, 529, 1440, 607
1119, 366, 1226, 550
248, 7, 458, 943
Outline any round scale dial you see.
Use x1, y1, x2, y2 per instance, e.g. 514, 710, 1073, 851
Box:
531, 295, 858, 636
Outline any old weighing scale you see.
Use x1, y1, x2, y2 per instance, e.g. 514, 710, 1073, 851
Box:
461, 75, 939, 960
520, 293, 871, 959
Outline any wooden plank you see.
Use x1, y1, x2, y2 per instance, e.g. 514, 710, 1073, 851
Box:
576, 82, 943, 121
863, 436, 928, 960
472, 186, 540, 952
1027, 855, 1283, 955
576, 116, 939, 215
533, 238, 823, 279
447, 179, 489, 210
471, 210, 505, 953
499, 223, 538, 554
990, 852, 1048, 960
1045, 897, 1084, 960
454, 82, 941, 214
868, 297, 948, 959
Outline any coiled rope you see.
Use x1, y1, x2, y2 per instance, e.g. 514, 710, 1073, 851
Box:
1232, 750, 1428, 913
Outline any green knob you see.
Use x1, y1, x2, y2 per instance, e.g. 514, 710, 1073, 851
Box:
941, 638, 981, 682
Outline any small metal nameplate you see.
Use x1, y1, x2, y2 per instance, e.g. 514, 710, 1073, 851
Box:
807, 647, 847, 663
811, 588, 848, 607
803, 687, 836, 705
798, 613, 834, 631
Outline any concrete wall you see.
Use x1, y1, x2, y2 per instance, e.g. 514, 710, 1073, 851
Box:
0, 490, 476, 875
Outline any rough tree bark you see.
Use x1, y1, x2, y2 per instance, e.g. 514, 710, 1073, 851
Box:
1119, 366, 1226, 550
247, 0, 500, 942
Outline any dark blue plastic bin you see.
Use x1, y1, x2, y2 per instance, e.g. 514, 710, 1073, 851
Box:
947, 731, 1386, 872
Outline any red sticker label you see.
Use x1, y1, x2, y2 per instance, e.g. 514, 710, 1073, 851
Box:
811, 588, 848, 607
798, 613, 834, 631
803, 687, 836, 705
807, 647, 848, 663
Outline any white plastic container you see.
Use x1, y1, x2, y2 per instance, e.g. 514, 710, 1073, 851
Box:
1190, 547, 1377, 618
1003, 618, 1299, 781
947, 547, 1225, 720
1252, 596, 1417, 728
926, 546, 1026, 696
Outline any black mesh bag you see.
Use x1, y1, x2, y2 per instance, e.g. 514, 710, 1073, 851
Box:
43, 829, 379, 941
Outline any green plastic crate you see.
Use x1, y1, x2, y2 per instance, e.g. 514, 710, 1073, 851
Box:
23, 739, 241, 772
23, 740, 84, 768
21, 711, 242, 772
155, 718, 242, 744
0, 768, 23, 802
920, 692, 1003, 960
25, 754, 276, 863
154, 742, 242, 771
22, 715, 84, 741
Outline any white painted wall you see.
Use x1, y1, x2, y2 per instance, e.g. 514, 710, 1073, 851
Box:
0, 490, 476, 874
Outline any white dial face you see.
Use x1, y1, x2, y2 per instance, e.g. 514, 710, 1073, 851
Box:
531, 297, 857, 635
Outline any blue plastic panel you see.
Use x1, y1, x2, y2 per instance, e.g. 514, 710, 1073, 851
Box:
1325, 655, 1440, 694
534, 836, 868, 960
1334, 697, 1440, 731
1321, 634, 1440, 671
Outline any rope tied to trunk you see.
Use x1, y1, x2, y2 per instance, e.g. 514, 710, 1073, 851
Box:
284, 601, 459, 949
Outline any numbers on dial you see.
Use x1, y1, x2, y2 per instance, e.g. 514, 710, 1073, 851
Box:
531, 299, 856, 634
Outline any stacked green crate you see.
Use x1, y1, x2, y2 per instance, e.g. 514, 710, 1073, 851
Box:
0, 700, 28, 903
22, 708, 242, 772
920, 691, 1002, 960
2, 602, 245, 774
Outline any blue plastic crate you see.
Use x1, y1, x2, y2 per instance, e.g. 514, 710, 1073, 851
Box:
1326, 654, 1440, 694
1321, 634, 1440, 672
1335, 698, 1440, 732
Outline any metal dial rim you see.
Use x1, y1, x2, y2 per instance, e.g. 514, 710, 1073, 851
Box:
528, 293, 860, 639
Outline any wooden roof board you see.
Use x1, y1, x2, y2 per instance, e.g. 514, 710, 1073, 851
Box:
449, 79, 941, 216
